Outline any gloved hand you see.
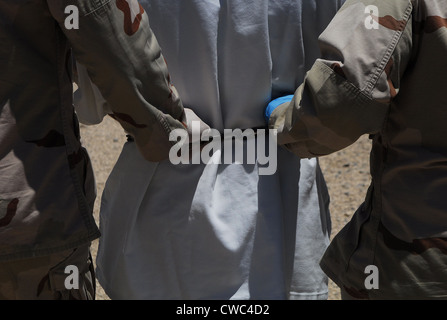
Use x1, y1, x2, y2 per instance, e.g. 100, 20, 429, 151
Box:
264, 95, 294, 124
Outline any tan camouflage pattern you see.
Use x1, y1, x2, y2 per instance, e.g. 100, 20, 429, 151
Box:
0, 244, 95, 299
0, 0, 187, 261
270, 0, 447, 298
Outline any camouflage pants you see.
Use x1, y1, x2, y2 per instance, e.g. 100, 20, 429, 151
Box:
0, 244, 95, 300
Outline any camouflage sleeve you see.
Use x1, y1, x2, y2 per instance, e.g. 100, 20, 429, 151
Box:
47, 0, 187, 162
269, 0, 414, 158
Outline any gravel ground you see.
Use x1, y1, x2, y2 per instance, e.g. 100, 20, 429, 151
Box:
80, 116, 373, 301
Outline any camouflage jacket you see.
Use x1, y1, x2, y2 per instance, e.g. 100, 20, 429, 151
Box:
0, 0, 187, 261
270, 0, 447, 298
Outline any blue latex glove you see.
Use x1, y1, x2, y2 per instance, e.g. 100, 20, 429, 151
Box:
264, 95, 294, 123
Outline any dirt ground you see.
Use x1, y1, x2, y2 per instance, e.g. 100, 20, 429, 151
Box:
79, 116, 373, 301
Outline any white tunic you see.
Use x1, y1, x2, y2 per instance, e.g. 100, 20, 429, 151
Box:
84, 0, 345, 300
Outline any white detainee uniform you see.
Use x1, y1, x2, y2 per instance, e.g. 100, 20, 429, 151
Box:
78, 0, 344, 300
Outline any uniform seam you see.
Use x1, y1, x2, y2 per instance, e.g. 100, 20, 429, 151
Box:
84, 0, 113, 16
363, 2, 413, 97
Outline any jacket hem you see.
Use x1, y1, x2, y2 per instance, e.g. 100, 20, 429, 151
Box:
0, 231, 100, 262
319, 259, 344, 296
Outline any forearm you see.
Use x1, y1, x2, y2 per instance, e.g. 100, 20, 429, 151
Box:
269, 0, 413, 158
48, 0, 186, 161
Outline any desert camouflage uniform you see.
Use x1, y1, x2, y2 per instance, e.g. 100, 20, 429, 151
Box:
0, 0, 187, 298
270, 0, 447, 299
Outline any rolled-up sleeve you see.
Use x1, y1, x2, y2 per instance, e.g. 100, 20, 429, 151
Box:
269, 0, 413, 158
